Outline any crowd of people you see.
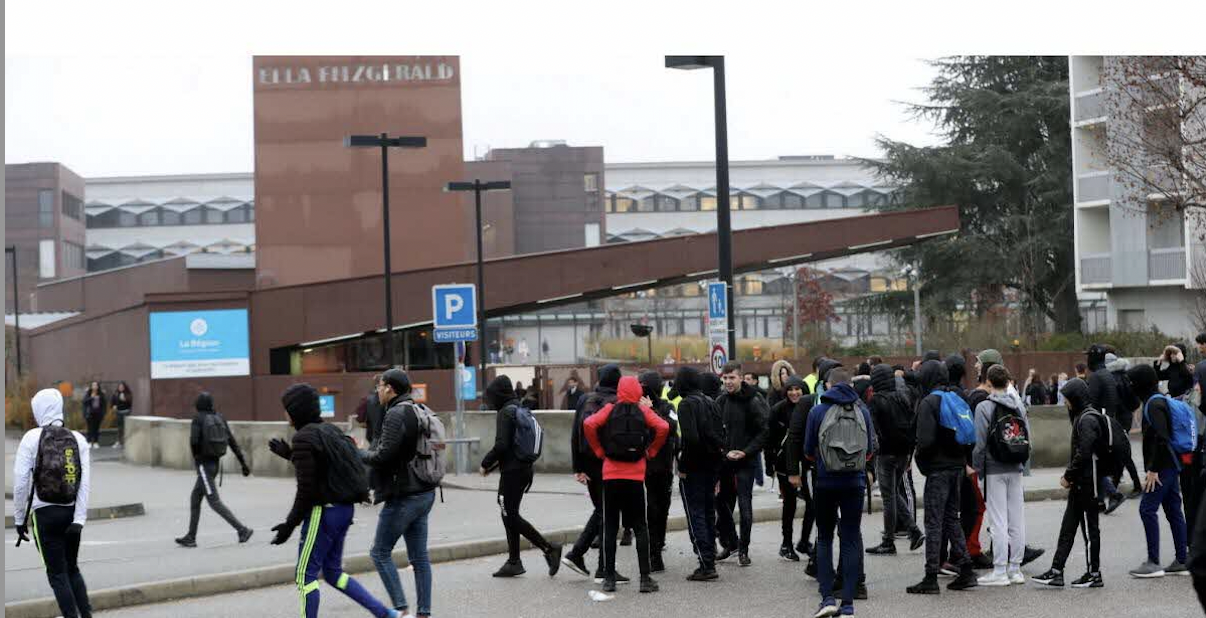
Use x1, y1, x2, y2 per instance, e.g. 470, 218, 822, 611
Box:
11, 334, 1206, 618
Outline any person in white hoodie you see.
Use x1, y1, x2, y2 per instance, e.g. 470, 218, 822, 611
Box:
12, 388, 93, 618
972, 365, 1030, 586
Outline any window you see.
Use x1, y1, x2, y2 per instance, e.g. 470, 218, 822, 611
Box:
61, 191, 83, 221
62, 241, 85, 271
743, 277, 763, 295
638, 196, 657, 212
762, 193, 783, 209
39, 239, 56, 278
614, 197, 635, 213
183, 207, 204, 224
205, 206, 225, 224
162, 209, 182, 225
740, 194, 761, 210
782, 193, 804, 209
679, 195, 699, 211
226, 205, 248, 223
118, 211, 137, 227
700, 196, 717, 211
138, 209, 161, 226
1118, 309, 1146, 332
584, 173, 599, 192
823, 191, 846, 208
805, 193, 825, 208
847, 192, 866, 208
657, 195, 679, 212
38, 189, 55, 228
682, 283, 701, 297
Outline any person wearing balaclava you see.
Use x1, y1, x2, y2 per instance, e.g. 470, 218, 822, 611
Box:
480, 375, 562, 579
176, 392, 252, 549
1126, 363, 1190, 578
639, 370, 678, 573
673, 365, 727, 581
562, 364, 622, 580
267, 383, 402, 618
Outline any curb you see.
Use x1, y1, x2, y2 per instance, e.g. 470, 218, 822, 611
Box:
440, 478, 585, 496
4, 503, 146, 529
4, 486, 1067, 618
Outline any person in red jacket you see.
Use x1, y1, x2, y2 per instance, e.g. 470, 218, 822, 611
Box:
584, 376, 670, 595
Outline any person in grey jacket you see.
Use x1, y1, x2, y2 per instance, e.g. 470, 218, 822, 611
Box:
971, 365, 1030, 586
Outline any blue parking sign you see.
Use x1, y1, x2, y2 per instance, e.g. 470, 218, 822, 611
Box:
432, 284, 477, 329
708, 282, 727, 320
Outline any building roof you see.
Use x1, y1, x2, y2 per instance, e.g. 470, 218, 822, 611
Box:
5, 312, 81, 330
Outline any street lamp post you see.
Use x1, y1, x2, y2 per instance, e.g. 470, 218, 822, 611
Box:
5, 246, 21, 377
445, 179, 511, 386
666, 55, 736, 356
345, 133, 427, 369
905, 265, 923, 357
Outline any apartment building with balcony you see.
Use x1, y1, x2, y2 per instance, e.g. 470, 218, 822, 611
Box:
1070, 56, 1205, 339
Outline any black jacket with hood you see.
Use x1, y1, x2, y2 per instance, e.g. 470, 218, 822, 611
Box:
360, 371, 433, 503
189, 393, 247, 466
1060, 378, 1107, 492
700, 372, 724, 400
716, 381, 770, 458
1107, 356, 1140, 431
765, 376, 808, 474
280, 384, 369, 530
869, 364, 914, 457
640, 371, 679, 477
913, 360, 966, 475
1129, 364, 1178, 473
1086, 345, 1123, 421
571, 364, 620, 475
674, 366, 726, 474
481, 375, 529, 474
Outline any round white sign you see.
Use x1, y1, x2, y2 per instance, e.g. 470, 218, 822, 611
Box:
190, 318, 209, 337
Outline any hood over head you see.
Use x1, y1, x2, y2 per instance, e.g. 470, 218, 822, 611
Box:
195, 392, 215, 412
673, 366, 702, 395
782, 375, 807, 395
945, 354, 967, 386
1060, 378, 1092, 420
816, 359, 843, 386
870, 364, 896, 393
918, 359, 949, 393
638, 370, 664, 401
1086, 344, 1108, 370
856, 362, 872, 378
486, 375, 517, 410
597, 364, 622, 390
820, 382, 860, 407
770, 359, 796, 391
32, 388, 64, 427
700, 372, 723, 399
616, 375, 643, 404
281, 383, 322, 429
923, 350, 942, 362
1126, 363, 1159, 399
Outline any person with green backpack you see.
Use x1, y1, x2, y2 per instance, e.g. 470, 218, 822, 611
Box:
175, 392, 252, 548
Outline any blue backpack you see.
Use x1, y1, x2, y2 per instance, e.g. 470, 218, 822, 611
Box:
1143, 394, 1198, 457
931, 389, 976, 446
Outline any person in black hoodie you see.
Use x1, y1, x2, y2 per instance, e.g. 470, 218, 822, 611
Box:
360, 369, 438, 616
562, 365, 621, 580
1127, 363, 1190, 578
479, 375, 562, 578
765, 375, 814, 561
175, 392, 252, 548
267, 384, 401, 618
866, 364, 924, 555
907, 360, 979, 594
701, 372, 724, 400
1033, 378, 1107, 589
943, 354, 990, 570
640, 370, 678, 573
1084, 344, 1130, 512
715, 362, 770, 566
1106, 354, 1144, 499
675, 366, 727, 581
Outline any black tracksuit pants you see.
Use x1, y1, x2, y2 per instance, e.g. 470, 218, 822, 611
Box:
777, 473, 815, 548
187, 459, 247, 538
31, 505, 92, 618
1051, 484, 1101, 573
603, 479, 651, 578
499, 467, 551, 563
568, 470, 605, 571
646, 472, 673, 551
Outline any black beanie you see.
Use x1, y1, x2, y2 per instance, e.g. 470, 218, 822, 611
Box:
598, 364, 622, 390
281, 383, 321, 428
1126, 363, 1159, 398
194, 392, 214, 412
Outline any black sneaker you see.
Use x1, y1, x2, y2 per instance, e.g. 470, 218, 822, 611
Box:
805, 557, 818, 580
561, 553, 590, 577
650, 551, 666, 573
716, 546, 735, 562
797, 538, 813, 556
1032, 568, 1064, 587
602, 577, 617, 592
779, 544, 801, 562
1104, 493, 1126, 515
948, 567, 979, 591
1070, 571, 1103, 588
1021, 545, 1045, 566
595, 572, 630, 585
175, 536, 197, 548
687, 567, 719, 581
621, 528, 634, 546
970, 554, 994, 570
909, 529, 926, 552
238, 528, 254, 544
907, 574, 940, 595
738, 552, 752, 567
544, 544, 562, 577
639, 575, 659, 593
493, 561, 526, 578
855, 581, 869, 600
866, 542, 896, 556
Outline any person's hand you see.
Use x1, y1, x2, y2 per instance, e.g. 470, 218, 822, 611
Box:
1059, 476, 1070, 489
965, 465, 976, 478
575, 472, 589, 485
1144, 471, 1161, 493
241, 464, 251, 477
789, 475, 802, 489
66, 523, 83, 536
639, 396, 653, 408
268, 438, 292, 460
270, 523, 294, 545
480, 466, 490, 477
726, 450, 746, 461
14, 524, 29, 547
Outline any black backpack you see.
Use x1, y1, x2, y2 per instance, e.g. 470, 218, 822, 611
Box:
987, 402, 1031, 465
1084, 409, 1131, 480
512, 406, 544, 464
200, 413, 229, 459
876, 391, 915, 452
34, 424, 83, 504
603, 402, 649, 462
577, 391, 615, 456
313, 423, 370, 505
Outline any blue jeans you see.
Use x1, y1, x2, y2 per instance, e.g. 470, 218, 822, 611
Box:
1139, 468, 1188, 565
815, 485, 864, 607
371, 491, 435, 616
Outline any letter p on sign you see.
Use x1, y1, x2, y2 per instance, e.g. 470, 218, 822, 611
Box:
432, 284, 477, 330
444, 294, 464, 320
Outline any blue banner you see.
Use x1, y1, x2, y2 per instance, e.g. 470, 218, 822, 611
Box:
149, 309, 250, 379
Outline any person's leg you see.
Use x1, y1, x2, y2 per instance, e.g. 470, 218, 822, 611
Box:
877, 456, 898, 545
32, 507, 84, 618
1139, 477, 1165, 564
296, 506, 327, 618
621, 480, 652, 576
962, 471, 985, 558
498, 473, 522, 563
1083, 492, 1101, 572
603, 480, 621, 578
199, 460, 248, 533
646, 473, 672, 552
923, 471, 953, 575
1184, 467, 1200, 543
1006, 473, 1026, 570
186, 466, 205, 538
116, 411, 126, 445
1160, 469, 1189, 564
800, 470, 816, 550
703, 469, 718, 556
735, 462, 756, 553
401, 491, 435, 616
319, 504, 392, 618
370, 497, 410, 611
944, 471, 971, 567
837, 487, 864, 607
985, 474, 1009, 572
715, 466, 739, 551
681, 472, 716, 570
778, 473, 798, 546
813, 487, 839, 601
568, 472, 603, 566
63, 515, 92, 618
507, 468, 551, 552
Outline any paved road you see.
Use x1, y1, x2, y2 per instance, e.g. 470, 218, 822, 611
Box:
94, 499, 1199, 618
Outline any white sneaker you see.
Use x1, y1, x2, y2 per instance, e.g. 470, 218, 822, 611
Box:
114, 442, 123, 449
90, 443, 98, 449
978, 571, 1010, 587
1008, 570, 1026, 585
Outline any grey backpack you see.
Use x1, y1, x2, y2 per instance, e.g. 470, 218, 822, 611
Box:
817, 403, 869, 473
406, 403, 446, 486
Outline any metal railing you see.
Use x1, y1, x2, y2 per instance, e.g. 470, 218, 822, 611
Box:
1081, 253, 1112, 285
1149, 247, 1186, 281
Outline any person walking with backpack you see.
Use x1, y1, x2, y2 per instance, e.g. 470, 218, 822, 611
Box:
1127, 363, 1192, 578
866, 364, 924, 556
583, 375, 670, 593
12, 388, 93, 618
358, 369, 440, 617
110, 382, 132, 449
562, 365, 621, 580
266, 384, 403, 618
480, 375, 562, 578
766, 375, 813, 562
639, 370, 678, 573
715, 361, 770, 566
972, 365, 1030, 586
907, 360, 979, 594
675, 366, 727, 581
802, 368, 876, 618
175, 392, 252, 548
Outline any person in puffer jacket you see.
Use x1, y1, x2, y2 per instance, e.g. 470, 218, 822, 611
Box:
765, 375, 814, 561
768, 359, 797, 409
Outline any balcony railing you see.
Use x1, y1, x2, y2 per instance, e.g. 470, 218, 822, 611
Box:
1074, 89, 1106, 122
1081, 253, 1112, 285
1077, 172, 1111, 202
1149, 247, 1186, 281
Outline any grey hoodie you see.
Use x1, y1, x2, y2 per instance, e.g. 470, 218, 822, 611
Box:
972, 392, 1031, 476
